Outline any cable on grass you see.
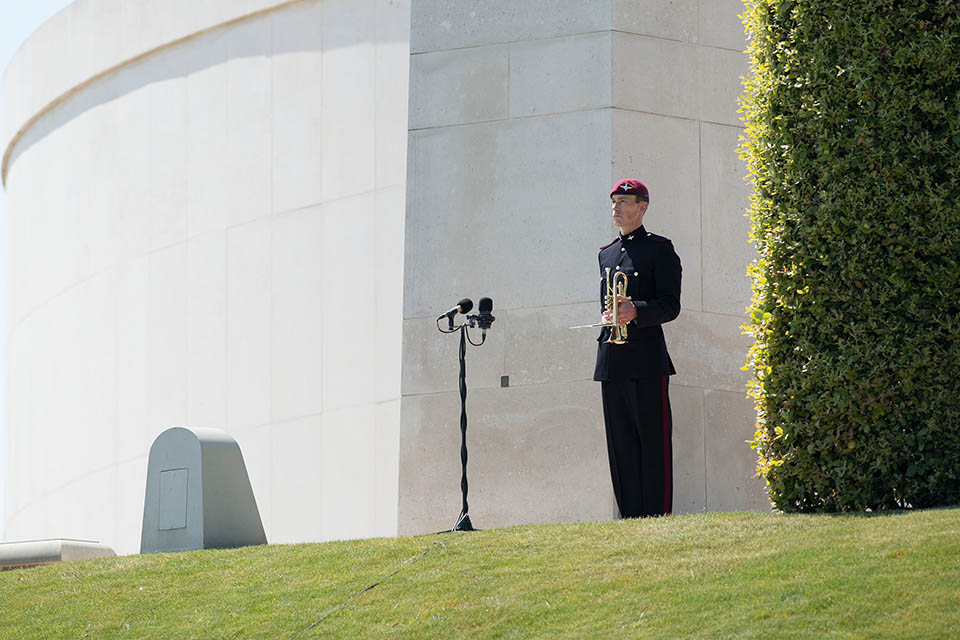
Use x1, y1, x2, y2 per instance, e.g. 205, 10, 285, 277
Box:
290, 540, 448, 637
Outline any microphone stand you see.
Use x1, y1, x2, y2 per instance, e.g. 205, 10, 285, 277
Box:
451, 324, 475, 532
436, 306, 494, 533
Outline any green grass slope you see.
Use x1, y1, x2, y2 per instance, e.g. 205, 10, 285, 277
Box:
2, 509, 958, 639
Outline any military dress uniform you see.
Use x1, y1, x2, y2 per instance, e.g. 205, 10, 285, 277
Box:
594, 217, 682, 518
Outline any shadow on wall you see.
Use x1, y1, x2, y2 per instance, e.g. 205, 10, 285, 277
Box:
6, 0, 399, 177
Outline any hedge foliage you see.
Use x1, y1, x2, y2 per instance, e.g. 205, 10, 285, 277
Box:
741, 0, 960, 511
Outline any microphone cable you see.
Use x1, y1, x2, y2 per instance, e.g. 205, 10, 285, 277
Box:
290, 540, 449, 638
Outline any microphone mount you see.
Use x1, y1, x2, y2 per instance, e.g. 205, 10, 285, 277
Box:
461, 297, 496, 344
436, 298, 496, 344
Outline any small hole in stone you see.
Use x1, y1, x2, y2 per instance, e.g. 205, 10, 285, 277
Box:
500, 375, 509, 388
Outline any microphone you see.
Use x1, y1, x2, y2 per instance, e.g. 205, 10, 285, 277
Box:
438, 298, 473, 320
476, 297, 495, 335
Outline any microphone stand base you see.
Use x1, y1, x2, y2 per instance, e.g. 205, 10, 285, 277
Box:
450, 512, 476, 532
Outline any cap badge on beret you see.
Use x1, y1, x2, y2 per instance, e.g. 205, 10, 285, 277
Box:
610, 179, 649, 199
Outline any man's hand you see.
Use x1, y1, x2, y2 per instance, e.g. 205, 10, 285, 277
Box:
603, 295, 637, 325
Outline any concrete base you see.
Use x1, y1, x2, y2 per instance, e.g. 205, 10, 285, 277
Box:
141, 427, 267, 554
0, 539, 116, 570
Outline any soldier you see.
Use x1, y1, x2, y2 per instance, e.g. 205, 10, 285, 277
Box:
594, 179, 682, 518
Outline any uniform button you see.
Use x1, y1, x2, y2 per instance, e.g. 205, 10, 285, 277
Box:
634, 272, 638, 276
620, 247, 625, 252
616, 266, 621, 270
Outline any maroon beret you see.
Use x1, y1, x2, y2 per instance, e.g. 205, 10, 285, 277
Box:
610, 179, 649, 200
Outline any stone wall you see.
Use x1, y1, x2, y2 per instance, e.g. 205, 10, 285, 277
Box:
2, 0, 767, 553
399, 0, 767, 534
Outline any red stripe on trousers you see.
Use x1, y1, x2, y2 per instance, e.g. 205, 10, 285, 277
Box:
662, 376, 672, 514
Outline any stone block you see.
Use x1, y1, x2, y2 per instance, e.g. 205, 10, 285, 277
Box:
613, 31, 747, 128
320, 405, 378, 540
269, 416, 324, 543
509, 33, 611, 118
12, 276, 116, 483
502, 302, 600, 386
321, 0, 377, 50
668, 309, 751, 393
376, 0, 412, 43
696, 45, 748, 127
141, 427, 267, 553
320, 193, 381, 411
401, 314, 507, 396
320, 0, 377, 201
115, 257, 152, 461
671, 383, 705, 514
704, 389, 769, 511
375, 34, 411, 188
410, 45, 509, 129
320, 47, 377, 201
231, 425, 274, 538
116, 459, 148, 554
701, 122, 753, 315
186, 232, 228, 429
611, 109, 702, 312
227, 219, 272, 431
5, 277, 116, 534
373, 399, 402, 537
410, 0, 612, 53
613, 32, 699, 120
6, 132, 96, 324
107, 89, 152, 263
271, 205, 325, 422
398, 380, 612, 536
270, 4, 324, 214
44, 467, 119, 550
612, 0, 698, 42
404, 109, 612, 318
143, 77, 189, 252
185, 36, 230, 238
699, 0, 749, 51
147, 244, 189, 432
0, 540, 116, 570
398, 391, 461, 535
223, 19, 273, 228
372, 187, 407, 403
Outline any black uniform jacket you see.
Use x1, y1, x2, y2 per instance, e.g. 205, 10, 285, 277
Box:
593, 226, 682, 381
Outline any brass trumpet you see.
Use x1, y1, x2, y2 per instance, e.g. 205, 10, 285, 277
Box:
604, 267, 630, 344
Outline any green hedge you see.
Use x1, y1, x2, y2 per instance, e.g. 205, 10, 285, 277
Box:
741, 0, 960, 511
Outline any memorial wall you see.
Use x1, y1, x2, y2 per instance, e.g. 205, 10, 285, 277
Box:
2, 0, 765, 554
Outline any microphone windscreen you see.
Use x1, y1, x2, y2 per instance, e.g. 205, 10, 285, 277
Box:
458, 298, 474, 313
479, 297, 493, 313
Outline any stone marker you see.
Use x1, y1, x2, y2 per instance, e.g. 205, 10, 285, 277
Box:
0, 539, 116, 570
141, 427, 267, 553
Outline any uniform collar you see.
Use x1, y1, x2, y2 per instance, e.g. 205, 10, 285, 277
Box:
618, 225, 645, 242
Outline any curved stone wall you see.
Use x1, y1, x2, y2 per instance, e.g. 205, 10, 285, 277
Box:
2, 0, 410, 553
1, 0, 305, 182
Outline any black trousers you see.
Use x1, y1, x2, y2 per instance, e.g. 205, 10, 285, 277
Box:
600, 376, 673, 518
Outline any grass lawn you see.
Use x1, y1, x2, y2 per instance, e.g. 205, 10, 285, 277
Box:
2, 508, 958, 638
